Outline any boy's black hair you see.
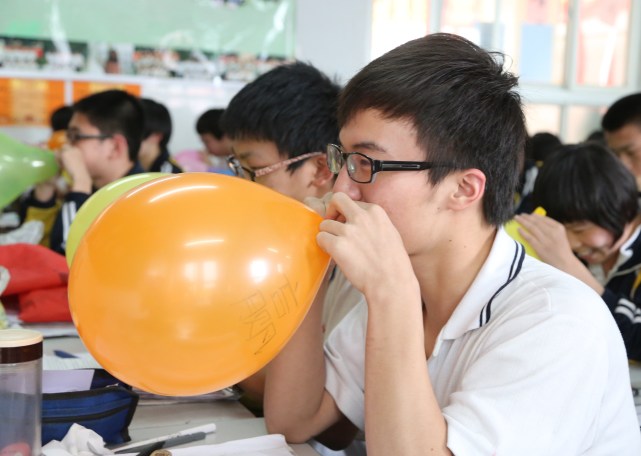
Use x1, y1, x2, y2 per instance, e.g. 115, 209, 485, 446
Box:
602, 93, 641, 132
526, 132, 562, 163
196, 109, 226, 139
532, 142, 639, 241
337, 33, 526, 226
50, 105, 73, 131
73, 89, 144, 162
221, 61, 341, 173
140, 98, 172, 150
585, 129, 606, 146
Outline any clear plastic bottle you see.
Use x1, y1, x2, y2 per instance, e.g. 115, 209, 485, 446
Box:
0, 329, 43, 456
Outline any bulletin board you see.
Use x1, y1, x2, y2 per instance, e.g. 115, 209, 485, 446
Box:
0, 0, 295, 80
0, 78, 65, 126
0, 0, 292, 150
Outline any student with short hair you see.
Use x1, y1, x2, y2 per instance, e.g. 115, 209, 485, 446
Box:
222, 61, 340, 203
263, 33, 641, 454
517, 141, 641, 361
196, 108, 232, 171
50, 105, 73, 132
23, 89, 145, 254
222, 64, 364, 427
139, 98, 182, 173
602, 92, 641, 188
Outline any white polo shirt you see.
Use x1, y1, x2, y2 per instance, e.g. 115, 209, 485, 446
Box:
323, 267, 365, 340
324, 228, 641, 455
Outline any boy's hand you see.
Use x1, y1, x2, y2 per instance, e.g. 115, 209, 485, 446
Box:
60, 145, 92, 193
33, 149, 62, 202
316, 192, 416, 299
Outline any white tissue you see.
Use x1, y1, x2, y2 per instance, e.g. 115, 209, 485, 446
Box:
42, 424, 114, 456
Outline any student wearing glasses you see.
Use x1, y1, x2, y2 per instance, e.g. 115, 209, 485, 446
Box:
223, 62, 339, 203
223, 62, 364, 343
263, 34, 641, 454
22, 89, 144, 254
221, 62, 365, 445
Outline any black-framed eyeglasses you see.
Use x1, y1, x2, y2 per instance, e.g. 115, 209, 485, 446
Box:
227, 152, 323, 182
66, 130, 112, 145
326, 143, 456, 184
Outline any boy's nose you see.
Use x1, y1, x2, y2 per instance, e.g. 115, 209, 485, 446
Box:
332, 167, 362, 201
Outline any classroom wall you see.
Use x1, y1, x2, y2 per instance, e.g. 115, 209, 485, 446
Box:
1, 0, 334, 153
0, 0, 373, 154
295, 0, 372, 85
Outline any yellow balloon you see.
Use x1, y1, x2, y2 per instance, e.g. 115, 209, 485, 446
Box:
504, 207, 546, 259
0, 133, 59, 208
65, 173, 169, 266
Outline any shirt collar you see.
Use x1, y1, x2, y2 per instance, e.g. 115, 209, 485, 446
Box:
438, 228, 525, 346
589, 224, 641, 283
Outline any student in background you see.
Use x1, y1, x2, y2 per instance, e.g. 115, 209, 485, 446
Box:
139, 98, 182, 173
196, 108, 232, 172
516, 141, 641, 361
602, 92, 641, 189
222, 62, 365, 454
263, 34, 641, 454
515, 132, 562, 214
49, 105, 73, 136
223, 61, 362, 337
22, 89, 145, 254
14, 105, 75, 247
224, 62, 338, 203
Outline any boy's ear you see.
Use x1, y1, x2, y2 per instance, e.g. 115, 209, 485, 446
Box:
450, 168, 486, 210
310, 154, 334, 189
109, 133, 130, 160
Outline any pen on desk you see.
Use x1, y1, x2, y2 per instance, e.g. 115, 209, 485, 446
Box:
116, 432, 207, 455
112, 423, 216, 453
53, 350, 78, 358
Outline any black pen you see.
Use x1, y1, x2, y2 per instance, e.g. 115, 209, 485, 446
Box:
114, 432, 208, 455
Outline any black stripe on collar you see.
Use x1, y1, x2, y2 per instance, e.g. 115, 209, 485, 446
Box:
478, 240, 525, 327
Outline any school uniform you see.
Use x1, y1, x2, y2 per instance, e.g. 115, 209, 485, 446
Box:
590, 225, 641, 360
148, 148, 183, 174
324, 228, 641, 454
25, 162, 145, 255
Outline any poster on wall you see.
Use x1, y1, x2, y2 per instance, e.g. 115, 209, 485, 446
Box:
0, 0, 295, 82
72, 81, 141, 102
0, 0, 294, 148
86, 42, 135, 75
0, 77, 65, 126
0, 35, 88, 73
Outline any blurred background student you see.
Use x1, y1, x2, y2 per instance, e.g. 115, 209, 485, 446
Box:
516, 141, 641, 361
139, 98, 183, 173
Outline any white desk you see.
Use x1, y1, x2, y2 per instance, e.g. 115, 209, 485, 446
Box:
126, 401, 319, 455
44, 336, 319, 455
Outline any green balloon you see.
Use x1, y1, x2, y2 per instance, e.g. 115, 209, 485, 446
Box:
65, 172, 170, 266
0, 133, 59, 208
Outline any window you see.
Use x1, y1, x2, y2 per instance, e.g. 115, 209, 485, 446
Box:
371, 0, 641, 141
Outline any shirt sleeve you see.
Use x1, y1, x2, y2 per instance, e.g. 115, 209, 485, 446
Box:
602, 287, 641, 361
49, 191, 90, 255
324, 301, 368, 432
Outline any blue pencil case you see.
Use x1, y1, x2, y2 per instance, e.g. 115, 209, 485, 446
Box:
41, 370, 138, 445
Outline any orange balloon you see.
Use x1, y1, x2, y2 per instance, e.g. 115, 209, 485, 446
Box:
68, 173, 330, 396
47, 130, 67, 151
